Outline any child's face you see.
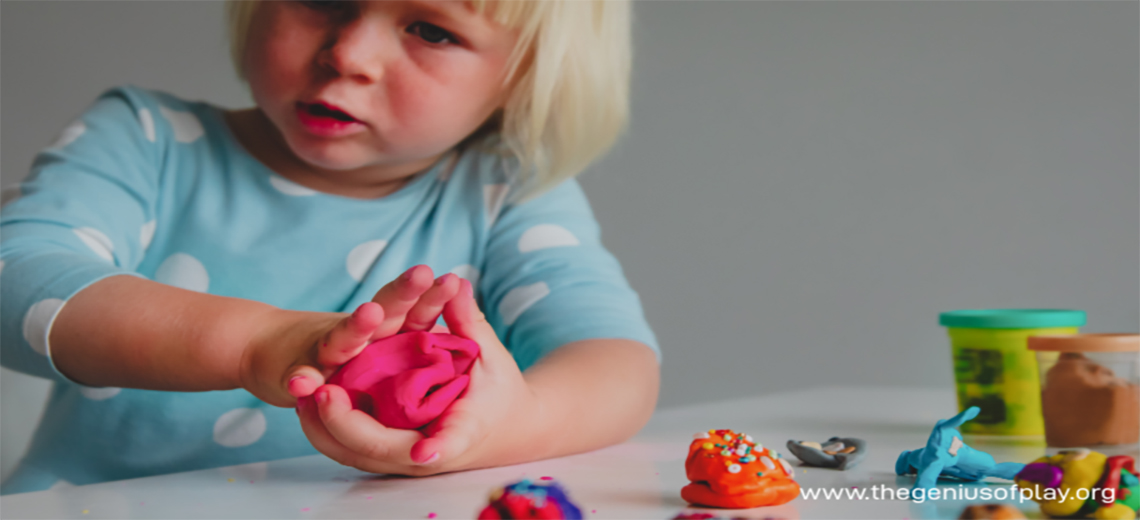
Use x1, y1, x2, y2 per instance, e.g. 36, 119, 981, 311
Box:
243, 1, 517, 176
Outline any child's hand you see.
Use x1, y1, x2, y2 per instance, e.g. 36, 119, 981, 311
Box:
296, 278, 542, 476
239, 265, 462, 407
409, 278, 540, 469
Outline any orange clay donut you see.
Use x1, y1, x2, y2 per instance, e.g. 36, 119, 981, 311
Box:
682, 429, 800, 509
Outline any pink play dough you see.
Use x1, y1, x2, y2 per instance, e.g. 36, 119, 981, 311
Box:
327, 331, 480, 430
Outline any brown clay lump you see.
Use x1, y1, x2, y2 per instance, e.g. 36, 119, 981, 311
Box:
1041, 352, 1139, 447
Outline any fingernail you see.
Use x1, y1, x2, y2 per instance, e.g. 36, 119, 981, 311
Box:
416, 452, 440, 465
402, 266, 417, 281
315, 389, 328, 405
288, 376, 305, 388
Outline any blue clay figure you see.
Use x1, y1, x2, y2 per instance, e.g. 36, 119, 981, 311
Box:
895, 406, 1026, 491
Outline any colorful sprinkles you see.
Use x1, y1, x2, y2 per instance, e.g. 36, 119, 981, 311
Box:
694, 429, 792, 478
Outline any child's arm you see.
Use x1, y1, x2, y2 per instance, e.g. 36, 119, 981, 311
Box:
49, 274, 281, 393
46, 265, 456, 407
514, 337, 660, 458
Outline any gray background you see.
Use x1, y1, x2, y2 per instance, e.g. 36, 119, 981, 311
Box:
2, 1, 1137, 481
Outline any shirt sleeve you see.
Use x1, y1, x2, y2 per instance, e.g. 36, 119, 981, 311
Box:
1, 87, 160, 381
479, 179, 660, 371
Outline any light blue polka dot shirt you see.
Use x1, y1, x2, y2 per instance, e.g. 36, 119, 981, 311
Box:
0, 86, 658, 495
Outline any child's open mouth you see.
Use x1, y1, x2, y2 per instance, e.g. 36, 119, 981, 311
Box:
295, 101, 364, 136
302, 102, 358, 122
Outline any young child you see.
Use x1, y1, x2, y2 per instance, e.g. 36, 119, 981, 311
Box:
0, 0, 659, 494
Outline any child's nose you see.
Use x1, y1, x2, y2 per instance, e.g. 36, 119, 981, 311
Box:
318, 18, 392, 84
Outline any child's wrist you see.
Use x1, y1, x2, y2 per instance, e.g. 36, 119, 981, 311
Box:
490, 381, 553, 463
221, 300, 289, 391
235, 307, 343, 401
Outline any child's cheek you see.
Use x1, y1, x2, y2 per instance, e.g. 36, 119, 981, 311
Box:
386, 69, 438, 125
247, 9, 322, 95
261, 30, 317, 82
384, 78, 470, 154
389, 59, 497, 134
410, 51, 512, 124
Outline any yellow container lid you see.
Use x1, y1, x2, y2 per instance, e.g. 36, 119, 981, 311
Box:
1028, 333, 1139, 352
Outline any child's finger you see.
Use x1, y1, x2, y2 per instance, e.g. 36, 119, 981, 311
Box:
442, 279, 505, 353
296, 396, 405, 474
410, 409, 481, 466
370, 265, 435, 337
286, 365, 325, 398
400, 274, 460, 332
318, 302, 384, 366
314, 384, 422, 465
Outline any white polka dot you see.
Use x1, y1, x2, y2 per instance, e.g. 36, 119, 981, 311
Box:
154, 253, 209, 292
140, 220, 157, 250
23, 298, 65, 356
79, 386, 121, 400
346, 240, 387, 282
73, 227, 115, 263
49, 479, 75, 490
213, 408, 267, 448
138, 108, 156, 142
0, 186, 21, 208
498, 282, 550, 326
484, 184, 510, 226
269, 175, 318, 196
449, 264, 481, 288
779, 458, 794, 476
159, 106, 204, 143
50, 121, 86, 149
518, 224, 580, 253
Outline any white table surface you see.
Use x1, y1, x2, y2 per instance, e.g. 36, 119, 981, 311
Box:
3, 386, 1128, 520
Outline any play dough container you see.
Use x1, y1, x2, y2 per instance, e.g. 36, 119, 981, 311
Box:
939, 309, 1086, 436
1029, 334, 1140, 448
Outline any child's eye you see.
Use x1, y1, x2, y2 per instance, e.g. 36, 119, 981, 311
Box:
407, 21, 458, 45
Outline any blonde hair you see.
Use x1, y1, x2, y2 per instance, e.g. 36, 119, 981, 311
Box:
226, 1, 631, 199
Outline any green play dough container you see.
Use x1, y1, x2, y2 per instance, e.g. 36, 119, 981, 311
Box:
940, 309, 1085, 436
